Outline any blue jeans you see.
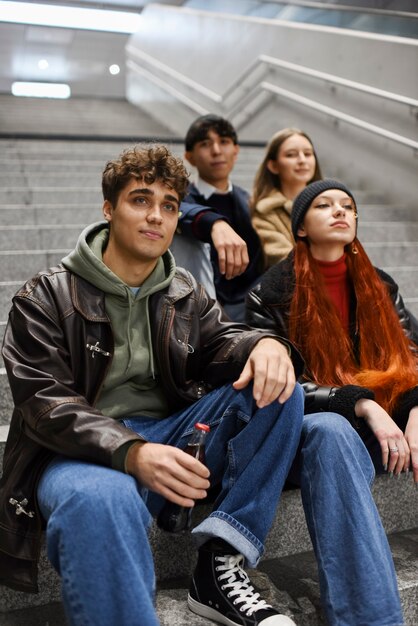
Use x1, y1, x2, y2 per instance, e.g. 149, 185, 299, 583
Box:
287, 412, 404, 626
37, 382, 304, 626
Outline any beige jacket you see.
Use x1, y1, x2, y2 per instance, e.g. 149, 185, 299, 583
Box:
252, 191, 295, 268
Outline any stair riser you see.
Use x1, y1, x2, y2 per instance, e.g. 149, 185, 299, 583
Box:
364, 244, 418, 267
0, 206, 101, 227
359, 223, 418, 241
0, 190, 102, 204
0, 228, 81, 252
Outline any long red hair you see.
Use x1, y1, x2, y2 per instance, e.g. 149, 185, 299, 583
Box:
289, 239, 418, 412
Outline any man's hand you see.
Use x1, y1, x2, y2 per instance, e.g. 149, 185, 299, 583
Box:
355, 398, 410, 475
233, 338, 296, 407
405, 406, 418, 483
211, 220, 249, 279
125, 442, 210, 506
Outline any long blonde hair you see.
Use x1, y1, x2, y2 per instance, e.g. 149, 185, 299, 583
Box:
251, 128, 322, 213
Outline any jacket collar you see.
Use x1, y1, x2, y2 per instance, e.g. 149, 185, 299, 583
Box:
70, 272, 109, 322
69, 267, 195, 322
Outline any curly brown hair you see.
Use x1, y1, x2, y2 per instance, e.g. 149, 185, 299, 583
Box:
102, 144, 189, 207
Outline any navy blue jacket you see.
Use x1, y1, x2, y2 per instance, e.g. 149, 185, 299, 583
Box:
179, 183, 263, 306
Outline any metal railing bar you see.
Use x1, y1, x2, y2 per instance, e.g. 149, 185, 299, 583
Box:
126, 45, 222, 103
127, 44, 418, 110
262, 81, 418, 151
124, 45, 418, 151
224, 54, 418, 108
126, 60, 209, 116
261, 0, 418, 20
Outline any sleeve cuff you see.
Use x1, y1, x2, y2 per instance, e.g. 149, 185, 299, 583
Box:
193, 212, 230, 242
329, 385, 375, 427
112, 440, 143, 473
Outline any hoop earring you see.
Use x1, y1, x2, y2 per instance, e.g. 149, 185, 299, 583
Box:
351, 243, 359, 255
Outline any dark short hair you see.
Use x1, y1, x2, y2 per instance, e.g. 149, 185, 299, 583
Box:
102, 144, 189, 207
185, 114, 238, 151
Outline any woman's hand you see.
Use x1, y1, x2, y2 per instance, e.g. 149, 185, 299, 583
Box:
355, 398, 410, 475
405, 406, 418, 483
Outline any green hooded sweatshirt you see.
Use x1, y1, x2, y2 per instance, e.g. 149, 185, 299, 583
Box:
62, 221, 176, 420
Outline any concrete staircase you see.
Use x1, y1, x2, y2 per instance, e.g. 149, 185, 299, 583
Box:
0, 98, 417, 623
0, 94, 177, 140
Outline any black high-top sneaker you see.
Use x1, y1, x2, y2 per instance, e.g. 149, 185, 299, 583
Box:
188, 540, 296, 626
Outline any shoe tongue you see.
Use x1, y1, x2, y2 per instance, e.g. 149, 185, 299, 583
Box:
202, 538, 240, 555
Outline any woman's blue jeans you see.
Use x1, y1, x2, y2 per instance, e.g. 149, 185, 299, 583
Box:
37, 382, 304, 626
287, 411, 405, 626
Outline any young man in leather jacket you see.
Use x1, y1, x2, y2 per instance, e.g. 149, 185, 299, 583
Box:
0, 144, 304, 626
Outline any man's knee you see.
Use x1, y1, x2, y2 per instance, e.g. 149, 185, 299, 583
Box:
41, 461, 149, 526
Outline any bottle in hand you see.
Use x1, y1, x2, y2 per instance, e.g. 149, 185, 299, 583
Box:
157, 422, 210, 533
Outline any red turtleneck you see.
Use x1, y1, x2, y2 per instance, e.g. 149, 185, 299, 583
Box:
316, 254, 350, 331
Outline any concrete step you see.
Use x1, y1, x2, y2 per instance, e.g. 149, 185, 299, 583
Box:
0, 173, 104, 187
0, 189, 102, 205
360, 205, 417, 222
0, 250, 69, 282
0, 205, 102, 227
0, 225, 83, 252
0, 95, 177, 139
382, 267, 418, 297
359, 222, 418, 242
0, 142, 183, 163
1, 527, 417, 626
363, 241, 418, 267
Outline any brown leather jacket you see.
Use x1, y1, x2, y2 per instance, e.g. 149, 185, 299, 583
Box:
0, 264, 302, 593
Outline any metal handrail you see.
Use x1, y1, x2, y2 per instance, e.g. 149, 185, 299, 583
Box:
125, 45, 418, 151
126, 59, 210, 116
262, 0, 418, 20
223, 54, 418, 108
262, 81, 418, 151
126, 45, 221, 103
127, 43, 418, 111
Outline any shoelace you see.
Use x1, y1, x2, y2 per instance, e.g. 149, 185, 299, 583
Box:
215, 554, 272, 617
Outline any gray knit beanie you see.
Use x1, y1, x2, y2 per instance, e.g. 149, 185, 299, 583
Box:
292, 179, 356, 240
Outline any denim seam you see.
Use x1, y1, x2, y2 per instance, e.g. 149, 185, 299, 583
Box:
56, 530, 93, 626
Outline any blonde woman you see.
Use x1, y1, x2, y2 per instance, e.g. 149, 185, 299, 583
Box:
251, 128, 322, 267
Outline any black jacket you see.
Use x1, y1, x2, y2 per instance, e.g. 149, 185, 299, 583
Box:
246, 254, 418, 426
0, 264, 302, 593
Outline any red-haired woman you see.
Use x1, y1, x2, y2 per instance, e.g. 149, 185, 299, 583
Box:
246, 179, 417, 626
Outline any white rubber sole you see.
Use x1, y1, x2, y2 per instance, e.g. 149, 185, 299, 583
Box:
187, 594, 297, 625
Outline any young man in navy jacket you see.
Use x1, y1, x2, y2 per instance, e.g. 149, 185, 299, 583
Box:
171, 114, 264, 322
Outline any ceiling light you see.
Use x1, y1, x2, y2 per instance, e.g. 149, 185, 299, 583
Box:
12, 81, 71, 99
38, 59, 49, 70
0, 2, 141, 34
109, 64, 120, 75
